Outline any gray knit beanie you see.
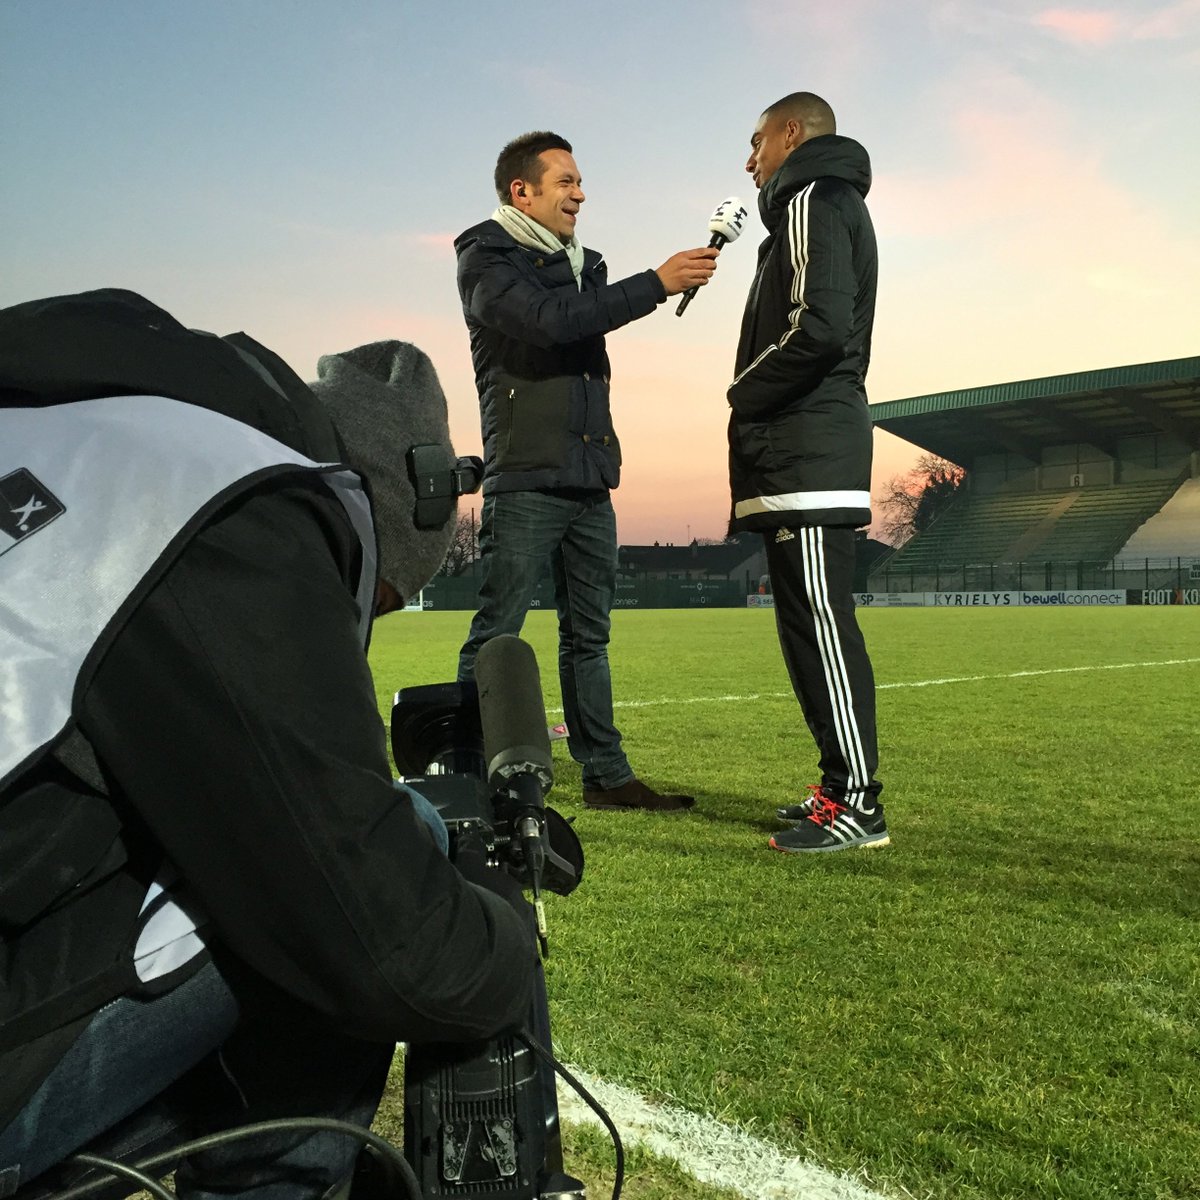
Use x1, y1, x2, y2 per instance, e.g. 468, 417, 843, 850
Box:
309, 340, 455, 605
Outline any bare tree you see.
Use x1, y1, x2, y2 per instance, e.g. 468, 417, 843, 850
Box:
695, 533, 746, 546
875, 455, 965, 546
438, 510, 478, 576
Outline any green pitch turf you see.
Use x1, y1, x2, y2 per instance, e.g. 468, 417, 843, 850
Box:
367, 607, 1199, 1200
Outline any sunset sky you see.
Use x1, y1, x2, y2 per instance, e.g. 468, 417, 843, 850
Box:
4, 0, 1198, 544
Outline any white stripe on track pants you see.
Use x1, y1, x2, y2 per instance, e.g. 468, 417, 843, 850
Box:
763, 525, 882, 811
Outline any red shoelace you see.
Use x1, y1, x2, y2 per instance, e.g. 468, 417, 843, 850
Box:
807, 790, 847, 827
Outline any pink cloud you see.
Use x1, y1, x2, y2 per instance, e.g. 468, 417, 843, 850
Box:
864, 58, 1200, 418
411, 232, 456, 251
1033, 8, 1122, 45
1132, 0, 1200, 38
1032, 1, 1200, 45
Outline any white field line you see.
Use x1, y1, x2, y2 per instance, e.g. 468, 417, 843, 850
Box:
547, 656, 1200, 715
558, 1066, 897, 1200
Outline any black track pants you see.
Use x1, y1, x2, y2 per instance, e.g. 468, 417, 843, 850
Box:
764, 526, 882, 809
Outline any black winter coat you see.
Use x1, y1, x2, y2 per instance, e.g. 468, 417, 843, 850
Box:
0, 291, 536, 1125
727, 135, 878, 531
455, 220, 665, 494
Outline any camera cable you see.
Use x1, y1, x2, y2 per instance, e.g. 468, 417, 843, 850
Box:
51, 1118, 423, 1200
518, 1028, 625, 1200
66, 1152, 176, 1200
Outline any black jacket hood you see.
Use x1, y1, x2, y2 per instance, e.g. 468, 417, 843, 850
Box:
0, 288, 341, 462
759, 135, 872, 230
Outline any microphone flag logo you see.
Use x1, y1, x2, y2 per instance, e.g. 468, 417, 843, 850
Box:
709, 197, 749, 242
676, 194, 749, 316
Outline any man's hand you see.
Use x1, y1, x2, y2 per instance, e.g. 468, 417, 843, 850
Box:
655, 247, 720, 297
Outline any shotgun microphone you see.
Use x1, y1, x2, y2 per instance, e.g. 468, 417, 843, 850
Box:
475, 635, 552, 796
676, 195, 749, 316
475, 634, 554, 951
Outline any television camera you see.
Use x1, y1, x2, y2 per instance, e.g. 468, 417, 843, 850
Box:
388, 634, 617, 1200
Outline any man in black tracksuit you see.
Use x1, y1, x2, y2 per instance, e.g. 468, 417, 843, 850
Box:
727, 92, 889, 854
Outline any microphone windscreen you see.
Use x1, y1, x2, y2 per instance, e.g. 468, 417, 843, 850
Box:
476, 635, 553, 790
708, 196, 750, 243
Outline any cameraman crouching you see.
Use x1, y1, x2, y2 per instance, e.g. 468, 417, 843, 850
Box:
0, 291, 536, 1198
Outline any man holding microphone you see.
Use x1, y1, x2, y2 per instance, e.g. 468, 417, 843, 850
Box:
455, 131, 718, 813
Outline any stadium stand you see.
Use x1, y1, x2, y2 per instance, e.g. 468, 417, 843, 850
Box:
1117, 477, 1200, 559
1032, 477, 1185, 562
867, 357, 1200, 592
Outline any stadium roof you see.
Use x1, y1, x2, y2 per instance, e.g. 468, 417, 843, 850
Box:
870, 356, 1200, 466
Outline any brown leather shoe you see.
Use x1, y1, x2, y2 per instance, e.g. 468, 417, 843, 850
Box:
583, 778, 695, 812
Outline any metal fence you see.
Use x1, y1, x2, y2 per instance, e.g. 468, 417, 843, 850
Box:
868, 555, 1200, 594
416, 572, 746, 610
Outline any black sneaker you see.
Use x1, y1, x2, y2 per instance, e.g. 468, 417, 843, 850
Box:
769, 794, 890, 853
775, 784, 825, 823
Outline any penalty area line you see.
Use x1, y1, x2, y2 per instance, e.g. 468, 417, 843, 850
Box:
544, 656, 1200, 715
557, 1066, 891, 1200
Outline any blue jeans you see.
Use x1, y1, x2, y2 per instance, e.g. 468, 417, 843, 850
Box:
458, 491, 632, 791
0, 959, 392, 1199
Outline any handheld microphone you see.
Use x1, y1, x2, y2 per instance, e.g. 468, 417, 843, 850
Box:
676, 195, 749, 316
475, 634, 554, 950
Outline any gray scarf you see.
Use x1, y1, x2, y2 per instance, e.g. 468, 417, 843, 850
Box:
492, 204, 584, 289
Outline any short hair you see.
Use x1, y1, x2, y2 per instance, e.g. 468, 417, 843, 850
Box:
763, 92, 836, 137
493, 131, 573, 204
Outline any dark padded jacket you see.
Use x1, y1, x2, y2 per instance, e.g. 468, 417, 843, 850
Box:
727, 135, 878, 531
455, 219, 666, 494
0, 291, 536, 1126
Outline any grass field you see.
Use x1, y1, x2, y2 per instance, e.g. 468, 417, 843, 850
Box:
366, 606, 1199, 1200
